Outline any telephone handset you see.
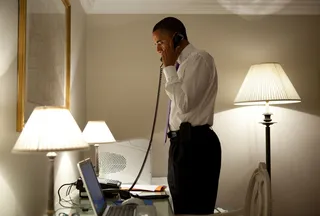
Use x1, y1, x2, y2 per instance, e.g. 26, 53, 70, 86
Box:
160, 32, 184, 62
172, 32, 184, 49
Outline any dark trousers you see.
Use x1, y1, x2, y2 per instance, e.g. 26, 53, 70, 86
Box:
167, 123, 221, 215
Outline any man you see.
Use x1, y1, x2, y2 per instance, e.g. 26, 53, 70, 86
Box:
152, 17, 222, 215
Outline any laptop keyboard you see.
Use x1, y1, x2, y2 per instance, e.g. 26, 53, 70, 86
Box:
106, 204, 136, 216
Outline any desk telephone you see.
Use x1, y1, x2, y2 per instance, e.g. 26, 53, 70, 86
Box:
76, 177, 122, 198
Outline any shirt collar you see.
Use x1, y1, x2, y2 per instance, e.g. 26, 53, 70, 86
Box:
177, 43, 195, 64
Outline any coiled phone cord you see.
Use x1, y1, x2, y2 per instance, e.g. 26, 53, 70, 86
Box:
127, 63, 163, 191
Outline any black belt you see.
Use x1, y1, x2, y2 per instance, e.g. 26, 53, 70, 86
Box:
167, 124, 211, 139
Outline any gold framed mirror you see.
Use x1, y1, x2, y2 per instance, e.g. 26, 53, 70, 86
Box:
17, 0, 71, 132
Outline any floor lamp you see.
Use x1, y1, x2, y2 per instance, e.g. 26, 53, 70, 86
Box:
234, 63, 301, 180
82, 121, 116, 177
12, 106, 89, 216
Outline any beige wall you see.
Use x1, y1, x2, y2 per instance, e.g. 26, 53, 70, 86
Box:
86, 14, 320, 216
0, 0, 87, 215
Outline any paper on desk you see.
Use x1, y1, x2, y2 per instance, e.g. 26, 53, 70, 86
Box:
120, 184, 166, 192
130, 191, 167, 196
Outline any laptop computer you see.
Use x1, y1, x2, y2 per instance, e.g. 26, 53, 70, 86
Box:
77, 158, 157, 216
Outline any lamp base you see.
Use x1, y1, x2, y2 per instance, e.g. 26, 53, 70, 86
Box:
46, 152, 57, 216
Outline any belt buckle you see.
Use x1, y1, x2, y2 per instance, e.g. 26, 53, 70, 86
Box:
168, 131, 178, 139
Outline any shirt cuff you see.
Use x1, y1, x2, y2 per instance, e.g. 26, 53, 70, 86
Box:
163, 66, 178, 82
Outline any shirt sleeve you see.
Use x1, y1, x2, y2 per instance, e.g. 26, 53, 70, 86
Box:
162, 53, 213, 114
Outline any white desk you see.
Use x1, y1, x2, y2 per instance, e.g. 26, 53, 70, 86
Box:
55, 193, 174, 216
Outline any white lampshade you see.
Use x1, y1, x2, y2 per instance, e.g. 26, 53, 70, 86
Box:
234, 63, 301, 105
12, 106, 89, 152
83, 121, 116, 144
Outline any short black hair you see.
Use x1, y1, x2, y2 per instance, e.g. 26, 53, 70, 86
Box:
152, 17, 188, 41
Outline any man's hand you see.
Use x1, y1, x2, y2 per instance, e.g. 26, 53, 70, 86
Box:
161, 39, 179, 67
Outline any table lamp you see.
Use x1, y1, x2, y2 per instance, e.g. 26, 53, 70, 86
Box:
82, 120, 116, 176
234, 62, 301, 180
12, 106, 89, 216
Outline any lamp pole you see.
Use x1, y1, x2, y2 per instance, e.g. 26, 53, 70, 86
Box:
94, 143, 100, 176
260, 103, 276, 180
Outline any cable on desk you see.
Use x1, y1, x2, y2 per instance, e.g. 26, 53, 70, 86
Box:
56, 182, 92, 215
58, 181, 78, 208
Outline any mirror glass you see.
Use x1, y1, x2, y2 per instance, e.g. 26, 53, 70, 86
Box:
17, 0, 70, 132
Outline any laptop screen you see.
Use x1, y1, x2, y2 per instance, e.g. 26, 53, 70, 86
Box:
79, 160, 106, 215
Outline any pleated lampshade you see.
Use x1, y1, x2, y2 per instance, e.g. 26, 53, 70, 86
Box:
234, 63, 301, 105
12, 106, 89, 152
83, 121, 116, 144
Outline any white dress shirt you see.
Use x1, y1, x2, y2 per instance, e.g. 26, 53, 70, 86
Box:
163, 44, 218, 131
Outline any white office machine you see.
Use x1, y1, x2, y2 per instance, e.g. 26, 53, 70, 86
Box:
98, 138, 152, 185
